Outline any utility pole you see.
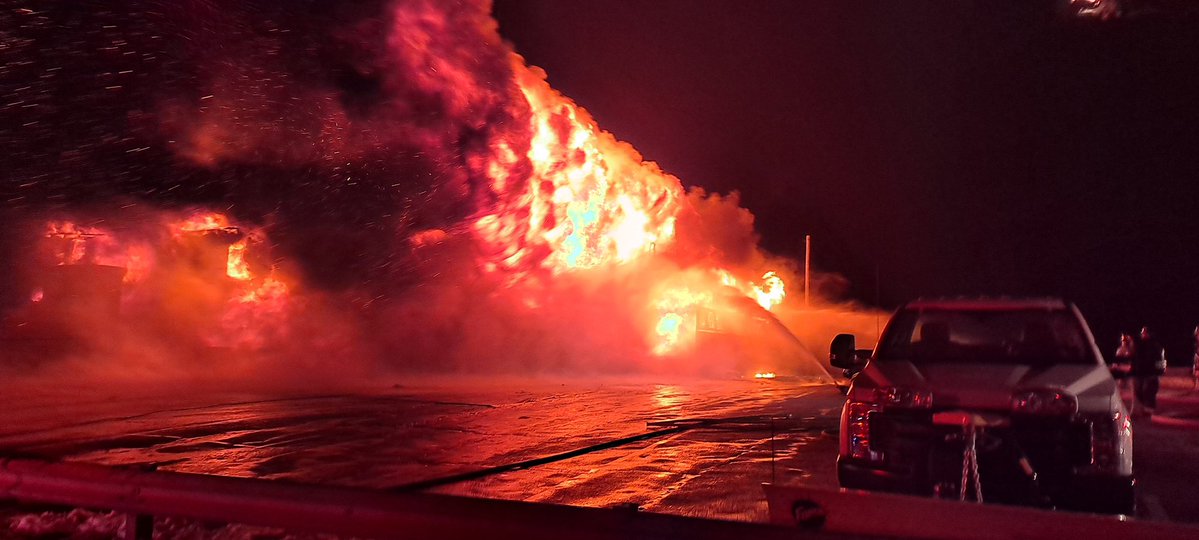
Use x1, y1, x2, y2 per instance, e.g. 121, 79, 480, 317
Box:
804, 234, 811, 307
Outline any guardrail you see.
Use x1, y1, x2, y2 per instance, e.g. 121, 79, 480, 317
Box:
0, 457, 838, 540
6, 456, 1196, 539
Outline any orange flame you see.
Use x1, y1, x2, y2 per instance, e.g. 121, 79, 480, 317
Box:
718, 269, 788, 311
168, 212, 294, 349
226, 239, 252, 281
475, 61, 683, 275
34, 212, 292, 351
175, 212, 231, 233
470, 58, 796, 360
655, 313, 687, 355
170, 211, 255, 281
43, 221, 151, 284
45, 221, 102, 265
752, 271, 786, 311
651, 285, 713, 356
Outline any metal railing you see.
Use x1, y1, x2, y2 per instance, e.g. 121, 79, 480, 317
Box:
0, 457, 835, 540
6, 456, 1197, 539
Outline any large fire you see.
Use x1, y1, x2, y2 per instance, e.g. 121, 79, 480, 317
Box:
8, 1, 828, 376
473, 60, 790, 358
474, 62, 683, 275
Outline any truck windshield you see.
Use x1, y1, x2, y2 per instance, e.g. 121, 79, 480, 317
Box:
877, 308, 1097, 366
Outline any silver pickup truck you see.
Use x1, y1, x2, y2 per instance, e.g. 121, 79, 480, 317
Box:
831, 298, 1134, 515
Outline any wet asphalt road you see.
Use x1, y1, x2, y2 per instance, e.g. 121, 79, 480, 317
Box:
3, 375, 1199, 526
0, 376, 845, 522
1128, 381, 1199, 524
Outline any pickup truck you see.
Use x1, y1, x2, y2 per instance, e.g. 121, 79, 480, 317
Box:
830, 298, 1134, 515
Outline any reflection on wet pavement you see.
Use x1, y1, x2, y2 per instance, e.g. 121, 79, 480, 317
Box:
0, 378, 844, 522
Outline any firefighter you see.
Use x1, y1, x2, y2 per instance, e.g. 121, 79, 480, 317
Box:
1131, 326, 1166, 416
1114, 333, 1135, 393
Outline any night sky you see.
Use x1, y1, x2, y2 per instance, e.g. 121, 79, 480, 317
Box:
3, 1, 1199, 359
491, 1, 1199, 358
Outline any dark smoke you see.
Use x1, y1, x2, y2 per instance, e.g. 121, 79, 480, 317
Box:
2, 0, 529, 301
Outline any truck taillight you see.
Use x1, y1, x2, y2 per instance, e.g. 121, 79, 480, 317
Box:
847, 401, 883, 462
845, 386, 930, 462
1086, 411, 1130, 474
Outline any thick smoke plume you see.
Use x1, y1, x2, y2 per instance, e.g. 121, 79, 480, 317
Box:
1, 0, 884, 385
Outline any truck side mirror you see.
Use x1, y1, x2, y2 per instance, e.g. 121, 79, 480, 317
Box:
830, 334, 865, 370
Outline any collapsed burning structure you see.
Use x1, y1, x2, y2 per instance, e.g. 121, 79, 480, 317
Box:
1, 213, 292, 368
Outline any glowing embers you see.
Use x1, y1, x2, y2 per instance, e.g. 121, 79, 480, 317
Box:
473, 61, 683, 275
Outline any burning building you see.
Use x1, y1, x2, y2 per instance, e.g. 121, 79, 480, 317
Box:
1, 226, 128, 364
1, 213, 293, 367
